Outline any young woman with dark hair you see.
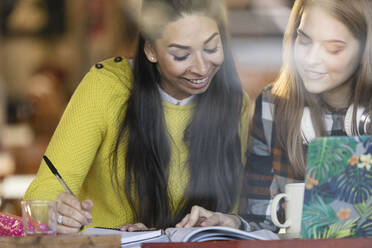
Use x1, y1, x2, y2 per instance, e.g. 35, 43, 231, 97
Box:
24, 0, 252, 233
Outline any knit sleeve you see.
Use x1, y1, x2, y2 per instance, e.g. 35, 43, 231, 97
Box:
24, 62, 131, 200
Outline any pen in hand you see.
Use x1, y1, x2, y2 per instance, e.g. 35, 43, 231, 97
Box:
43, 155, 92, 228
43, 155, 74, 195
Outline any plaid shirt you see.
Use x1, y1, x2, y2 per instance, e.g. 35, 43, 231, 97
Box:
238, 87, 348, 232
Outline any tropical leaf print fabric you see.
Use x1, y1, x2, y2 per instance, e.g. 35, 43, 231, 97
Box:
302, 136, 372, 239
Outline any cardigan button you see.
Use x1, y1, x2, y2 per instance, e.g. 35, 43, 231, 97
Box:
114, 56, 123, 62
95, 63, 104, 69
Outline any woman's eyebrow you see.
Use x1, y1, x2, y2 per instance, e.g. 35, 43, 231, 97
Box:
167, 32, 220, 50
168, 44, 190, 50
297, 28, 346, 44
204, 32, 219, 44
297, 28, 310, 39
323, 38, 347, 44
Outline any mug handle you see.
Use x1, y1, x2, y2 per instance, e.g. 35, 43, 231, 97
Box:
270, 193, 290, 228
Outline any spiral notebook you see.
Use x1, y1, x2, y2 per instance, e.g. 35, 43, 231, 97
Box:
301, 135, 372, 239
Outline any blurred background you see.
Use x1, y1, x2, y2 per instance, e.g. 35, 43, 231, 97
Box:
0, 0, 294, 216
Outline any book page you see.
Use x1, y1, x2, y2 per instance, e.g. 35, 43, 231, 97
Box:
165, 227, 196, 242
82, 227, 164, 244
165, 226, 279, 242
122, 235, 170, 248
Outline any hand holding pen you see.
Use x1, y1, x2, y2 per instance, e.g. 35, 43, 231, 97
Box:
43, 155, 93, 234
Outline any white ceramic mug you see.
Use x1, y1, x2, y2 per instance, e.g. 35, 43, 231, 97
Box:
270, 183, 305, 234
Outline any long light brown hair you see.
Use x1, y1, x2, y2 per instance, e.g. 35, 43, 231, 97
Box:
272, 0, 372, 176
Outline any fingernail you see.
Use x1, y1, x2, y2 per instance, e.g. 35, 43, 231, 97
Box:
84, 213, 92, 224
85, 218, 91, 225
85, 212, 92, 219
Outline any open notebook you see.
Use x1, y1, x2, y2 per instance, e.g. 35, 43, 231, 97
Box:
83, 225, 278, 247
301, 135, 372, 239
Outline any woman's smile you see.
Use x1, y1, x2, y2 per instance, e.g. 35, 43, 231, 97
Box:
184, 76, 210, 88
303, 69, 328, 80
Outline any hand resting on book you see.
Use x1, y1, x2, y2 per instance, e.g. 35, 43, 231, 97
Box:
176, 205, 241, 229
120, 222, 150, 232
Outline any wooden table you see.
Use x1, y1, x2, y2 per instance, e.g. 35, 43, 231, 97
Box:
142, 237, 372, 248
1, 234, 371, 247
0, 234, 121, 248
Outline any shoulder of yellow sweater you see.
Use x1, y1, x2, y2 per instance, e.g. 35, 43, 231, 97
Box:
89, 56, 133, 91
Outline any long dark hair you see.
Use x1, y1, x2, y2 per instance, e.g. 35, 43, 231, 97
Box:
111, 0, 244, 229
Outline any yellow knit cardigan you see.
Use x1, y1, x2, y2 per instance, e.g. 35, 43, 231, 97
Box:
24, 57, 251, 228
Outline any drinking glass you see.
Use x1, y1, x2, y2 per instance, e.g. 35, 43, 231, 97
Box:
21, 200, 57, 236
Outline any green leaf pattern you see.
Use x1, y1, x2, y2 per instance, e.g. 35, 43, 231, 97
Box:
301, 136, 372, 239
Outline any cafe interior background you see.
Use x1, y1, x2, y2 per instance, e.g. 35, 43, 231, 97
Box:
0, 0, 293, 216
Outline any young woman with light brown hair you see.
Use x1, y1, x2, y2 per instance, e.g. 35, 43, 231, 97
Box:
239, 0, 372, 231
178, 0, 372, 232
